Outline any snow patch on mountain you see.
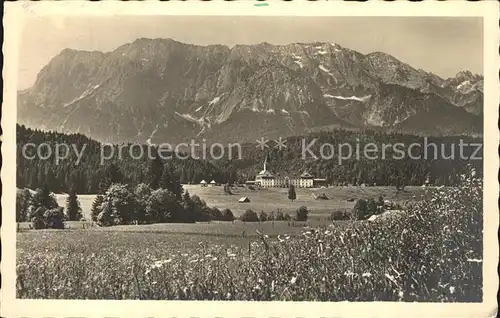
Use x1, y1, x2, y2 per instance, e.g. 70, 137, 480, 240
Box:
195, 105, 204, 112
146, 124, 159, 145
209, 96, 221, 106
62, 84, 101, 108
324, 94, 371, 102
297, 110, 311, 118
294, 60, 304, 68
281, 109, 290, 115
175, 112, 199, 124
456, 80, 471, 90
319, 65, 333, 76
393, 115, 411, 125
266, 109, 275, 114
365, 113, 386, 126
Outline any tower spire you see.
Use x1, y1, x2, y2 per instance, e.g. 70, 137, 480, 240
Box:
264, 154, 268, 171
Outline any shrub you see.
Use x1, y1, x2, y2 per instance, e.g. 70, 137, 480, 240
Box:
97, 201, 115, 227
43, 207, 66, 229
103, 184, 138, 225
378, 196, 385, 208
274, 209, 286, 221
330, 210, 350, 221
240, 209, 259, 222
190, 195, 206, 211
16, 189, 32, 222
209, 207, 223, 220
145, 188, 177, 223
29, 207, 46, 230
30, 186, 58, 211
197, 208, 212, 222
27, 187, 63, 229
258, 211, 268, 222
295, 206, 308, 221
268, 211, 275, 221
352, 199, 368, 220
366, 198, 378, 215
221, 208, 234, 221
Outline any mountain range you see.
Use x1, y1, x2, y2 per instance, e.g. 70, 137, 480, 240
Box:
17, 38, 483, 144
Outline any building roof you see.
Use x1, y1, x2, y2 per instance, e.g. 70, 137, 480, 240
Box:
238, 197, 251, 202
257, 154, 274, 178
210, 180, 216, 184
301, 171, 313, 179
200, 180, 207, 184
257, 170, 274, 178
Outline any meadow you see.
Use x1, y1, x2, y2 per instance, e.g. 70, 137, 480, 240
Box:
17, 185, 422, 230
52, 185, 424, 221
16, 180, 482, 301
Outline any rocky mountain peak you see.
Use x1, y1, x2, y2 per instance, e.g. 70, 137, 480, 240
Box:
17, 38, 483, 144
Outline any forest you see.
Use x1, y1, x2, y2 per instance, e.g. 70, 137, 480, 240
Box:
16, 124, 483, 194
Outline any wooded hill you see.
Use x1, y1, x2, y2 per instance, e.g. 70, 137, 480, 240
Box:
17, 124, 482, 194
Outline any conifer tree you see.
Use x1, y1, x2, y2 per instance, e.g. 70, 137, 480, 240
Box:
149, 148, 164, 190
90, 194, 104, 222
31, 183, 58, 210
288, 184, 296, 202
16, 189, 32, 222
160, 163, 173, 191
66, 187, 83, 221
179, 168, 188, 184
161, 163, 183, 200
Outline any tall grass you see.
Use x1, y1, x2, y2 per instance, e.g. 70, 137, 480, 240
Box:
16, 173, 482, 301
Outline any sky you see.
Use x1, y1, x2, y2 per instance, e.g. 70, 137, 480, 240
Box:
18, 16, 483, 90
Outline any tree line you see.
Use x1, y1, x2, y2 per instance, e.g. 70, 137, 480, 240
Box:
16, 185, 84, 229
17, 124, 483, 194
17, 174, 236, 229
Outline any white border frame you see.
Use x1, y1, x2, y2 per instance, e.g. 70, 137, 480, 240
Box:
2, 1, 499, 317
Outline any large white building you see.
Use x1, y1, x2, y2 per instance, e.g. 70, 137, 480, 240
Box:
251, 157, 326, 188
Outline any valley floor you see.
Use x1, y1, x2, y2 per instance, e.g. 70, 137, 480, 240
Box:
16, 185, 481, 302
16, 185, 425, 230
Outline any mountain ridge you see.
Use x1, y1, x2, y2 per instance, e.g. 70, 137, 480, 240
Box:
18, 37, 483, 144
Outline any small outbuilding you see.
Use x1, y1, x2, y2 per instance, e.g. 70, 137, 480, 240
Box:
238, 197, 251, 203
209, 180, 217, 187
315, 193, 329, 200
200, 180, 208, 187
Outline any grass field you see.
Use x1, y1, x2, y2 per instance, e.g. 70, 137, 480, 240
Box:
182, 185, 424, 217
56, 185, 426, 220
17, 185, 424, 230
54, 193, 96, 220
18, 182, 481, 302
